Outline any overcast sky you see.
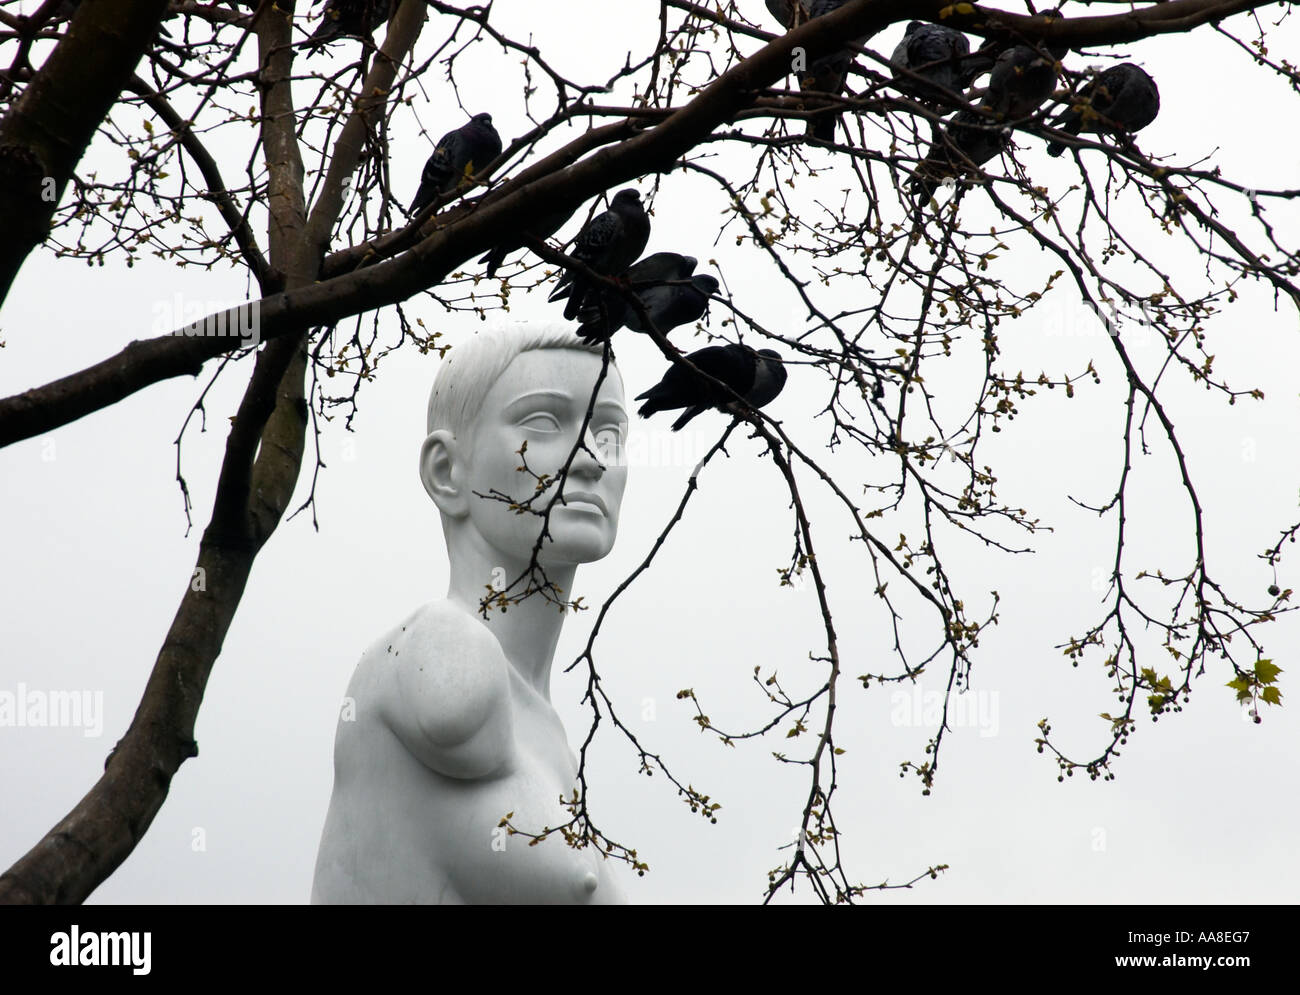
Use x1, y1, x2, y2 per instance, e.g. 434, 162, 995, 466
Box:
1, 0, 1297, 904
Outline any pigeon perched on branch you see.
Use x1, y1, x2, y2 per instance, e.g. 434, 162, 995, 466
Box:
1046, 63, 1160, 157
909, 109, 1009, 206
554, 251, 692, 306
576, 261, 718, 345
909, 9, 1068, 209
636, 345, 787, 432
570, 252, 697, 341
890, 21, 977, 103
304, 0, 392, 50
409, 113, 502, 215
981, 44, 1061, 121
548, 189, 651, 321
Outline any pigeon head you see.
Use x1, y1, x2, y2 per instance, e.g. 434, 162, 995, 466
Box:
747, 349, 788, 408
612, 189, 642, 205
693, 275, 720, 295
906, 20, 924, 32
472, 112, 493, 125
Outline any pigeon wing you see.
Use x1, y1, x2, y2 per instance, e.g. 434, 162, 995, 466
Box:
410, 135, 459, 214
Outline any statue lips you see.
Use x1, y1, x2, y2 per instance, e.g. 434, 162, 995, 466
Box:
559, 490, 608, 515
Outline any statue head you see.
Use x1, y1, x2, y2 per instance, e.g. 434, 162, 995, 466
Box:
419, 327, 628, 573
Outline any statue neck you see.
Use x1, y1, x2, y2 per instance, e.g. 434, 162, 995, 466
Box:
444, 531, 578, 701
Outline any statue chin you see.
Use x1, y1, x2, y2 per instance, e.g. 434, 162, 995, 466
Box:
536, 506, 620, 566
311, 334, 630, 904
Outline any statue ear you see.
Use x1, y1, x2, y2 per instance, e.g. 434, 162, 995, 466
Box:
420, 429, 468, 517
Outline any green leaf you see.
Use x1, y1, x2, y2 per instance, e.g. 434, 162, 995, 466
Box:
1255, 659, 1282, 684
1261, 686, 1283, 706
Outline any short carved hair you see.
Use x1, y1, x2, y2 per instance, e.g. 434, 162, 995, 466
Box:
426, 326, 612, 442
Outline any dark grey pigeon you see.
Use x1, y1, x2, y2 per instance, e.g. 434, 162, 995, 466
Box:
1046, 63, 1159, 157
305, 0, 391, 50
799, 0, 867, 143
627, 274, 720, 336
890, 21, 973, 102
548, 189, 652, 321
479, 202, 577, 278
409, 113, 502, 215
982, 44, 1060, 121
636, 345, 786, 432
910, 109, 1008, 206
912, 8, 1069, 207
568, 252, 696, 340
577, 271, 717, 345
555, 251, 694, 305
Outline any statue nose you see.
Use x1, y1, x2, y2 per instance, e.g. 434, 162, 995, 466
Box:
574, 427, 608, 477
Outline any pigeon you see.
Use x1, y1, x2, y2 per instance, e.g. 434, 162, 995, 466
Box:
409, 113, 503, 215
304, 0, 392, 50
636, 345, 787, 432
548, 189, 652, 321
971, 6, 1068, 119
980, 44, 1060, 121
568, 252, 697, 339
554, 250, 694, 306
910, 9, 1070, 206
577, 270, 718, 345
564, 249, 696, 335
799, 0, 867, 143
890, 21, 975, 102
1046, 63, 1160, 156
478, 203, 577, 278
910, 109, 1009, 206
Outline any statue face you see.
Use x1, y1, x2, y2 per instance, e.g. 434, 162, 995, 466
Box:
461, 349, 627, 566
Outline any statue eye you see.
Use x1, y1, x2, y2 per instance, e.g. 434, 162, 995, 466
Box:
519, 412, 561, 432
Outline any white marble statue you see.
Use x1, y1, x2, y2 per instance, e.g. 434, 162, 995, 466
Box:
312, 327, 629, 904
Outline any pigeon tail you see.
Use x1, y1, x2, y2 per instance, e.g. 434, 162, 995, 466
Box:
635, 396, 666, 419
562, 285, 591, 322
808, 113, 839, 143
304, 21, 340, 51
670, 406, 707, 432
480, 246, 508, 278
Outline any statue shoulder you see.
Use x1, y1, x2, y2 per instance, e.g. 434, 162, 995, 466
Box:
375, 600, 514, 779
381, 600, 503, 660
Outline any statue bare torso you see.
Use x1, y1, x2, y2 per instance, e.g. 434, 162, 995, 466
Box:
311, 601, 625, 904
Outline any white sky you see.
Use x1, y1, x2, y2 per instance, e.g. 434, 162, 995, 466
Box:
1, 1, 1297, 904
